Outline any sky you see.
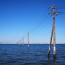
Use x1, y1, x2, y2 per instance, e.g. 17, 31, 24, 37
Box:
0, 0, 65, 44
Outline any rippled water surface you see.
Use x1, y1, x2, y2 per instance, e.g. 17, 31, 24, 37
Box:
0, 44, 65, 65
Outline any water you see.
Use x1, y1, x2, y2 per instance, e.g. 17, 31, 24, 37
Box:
0, 44, 65, 65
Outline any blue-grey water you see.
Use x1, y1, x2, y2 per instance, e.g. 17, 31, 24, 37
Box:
0, 44, 65, 65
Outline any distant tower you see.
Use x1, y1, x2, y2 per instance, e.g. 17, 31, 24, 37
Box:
23, 36, 24, 47
28, 32, 30, 48
48, 2, 59, 59
20, 38, 22, 44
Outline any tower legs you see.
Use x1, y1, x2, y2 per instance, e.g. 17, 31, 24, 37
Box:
48, 17, 56, 60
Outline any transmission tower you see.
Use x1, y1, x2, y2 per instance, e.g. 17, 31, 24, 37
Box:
28, 32, 30, 48
23, 36, 24, 47
48, 3, 59, 59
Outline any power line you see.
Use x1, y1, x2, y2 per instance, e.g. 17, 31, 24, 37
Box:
35, 15, 51, 33
29, 8, 49, 32
17, 9, 49, 44
17, 37, 22, 44
30, 14, 51, 34
17, 14, 50, 44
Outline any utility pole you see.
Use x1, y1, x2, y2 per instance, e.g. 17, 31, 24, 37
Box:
48, 3, 59, 59
28, 32, 30, 48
